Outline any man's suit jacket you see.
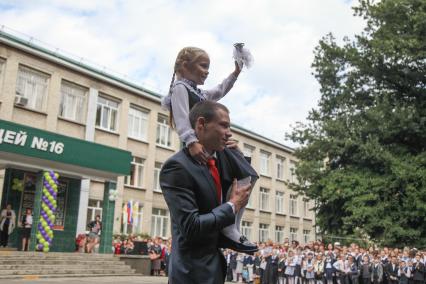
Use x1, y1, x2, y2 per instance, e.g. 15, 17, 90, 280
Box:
160, 147, 258, 284
386, 263, 399, 283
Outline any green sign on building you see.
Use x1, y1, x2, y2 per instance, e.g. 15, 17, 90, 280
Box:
0, 119, 131, 176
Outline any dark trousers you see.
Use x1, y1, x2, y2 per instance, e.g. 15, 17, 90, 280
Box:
0, 229, 9, 247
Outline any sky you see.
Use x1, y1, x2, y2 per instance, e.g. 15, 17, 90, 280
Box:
0, 0, 365, 147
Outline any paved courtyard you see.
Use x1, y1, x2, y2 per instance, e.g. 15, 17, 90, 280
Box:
3, 276, 236, 284
3, 276, 168, 284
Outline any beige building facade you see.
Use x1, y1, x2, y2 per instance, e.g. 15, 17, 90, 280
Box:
0, 30, 315, 244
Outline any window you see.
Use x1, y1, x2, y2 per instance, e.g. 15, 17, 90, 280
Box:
290, 194, 298, 216
59, 81, 87, 123
156, 115, 172, 147
289, 160, 297, 183
86, 199, 103, 229
16, 65, 49, 110
303, 230, 311, 244
128, 106, 149, 141
151, 208, 169, 238
121, 201, 143, 235
125, 157, 145, 188
260, 151, 271, 176
96, 95, 119, 131
259, 187, 270, 211
246, 190, 255, 209
303, 198, 310, 217
290, 227, 298, 242
275, 226, 284, 243
259, 223, 269, 242
0, 59, 5, 90
276, 191, 285, 214
276, 156, 285, 180
153, 162, 162, 192
241, 221, 253, 241
243, 144, 255, 158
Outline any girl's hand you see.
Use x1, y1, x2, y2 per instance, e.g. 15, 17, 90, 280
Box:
188, 142, 208, 165
233, 61, 242, 77
225, 139, 241, 151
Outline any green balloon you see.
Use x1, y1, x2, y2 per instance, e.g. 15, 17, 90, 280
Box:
43, 247, 49, 253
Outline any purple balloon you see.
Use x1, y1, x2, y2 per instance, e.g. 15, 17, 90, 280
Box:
50, 171, 59, 183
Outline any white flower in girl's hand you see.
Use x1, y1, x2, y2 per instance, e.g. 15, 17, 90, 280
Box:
233, 43, 254, 69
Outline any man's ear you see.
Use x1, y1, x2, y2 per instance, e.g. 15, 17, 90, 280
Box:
195, 117, 206, 131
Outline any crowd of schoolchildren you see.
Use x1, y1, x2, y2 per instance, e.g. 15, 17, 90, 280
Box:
223, 239, 426, 284
112, 235, 172, 277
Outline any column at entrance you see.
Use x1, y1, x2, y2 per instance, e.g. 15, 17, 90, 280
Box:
99, 181, 116, 254
75, 179, 90, 236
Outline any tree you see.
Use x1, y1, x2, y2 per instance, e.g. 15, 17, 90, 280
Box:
288, 0, 426, 247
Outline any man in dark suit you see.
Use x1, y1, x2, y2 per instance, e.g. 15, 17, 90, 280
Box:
385, 256, 399, 284
160, 101, 255, 284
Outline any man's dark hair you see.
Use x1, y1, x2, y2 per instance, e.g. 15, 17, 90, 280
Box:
189, 101, 229, 128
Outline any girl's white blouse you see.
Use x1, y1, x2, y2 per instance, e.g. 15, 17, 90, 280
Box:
170, 73, 238, 145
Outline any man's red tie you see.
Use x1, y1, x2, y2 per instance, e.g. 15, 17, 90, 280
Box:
207, 158, 222, 203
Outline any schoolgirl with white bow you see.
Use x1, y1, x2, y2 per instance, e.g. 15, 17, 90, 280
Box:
161, 45, 257, 254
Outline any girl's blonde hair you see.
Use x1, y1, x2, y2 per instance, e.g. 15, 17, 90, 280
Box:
167, 47, 208, 128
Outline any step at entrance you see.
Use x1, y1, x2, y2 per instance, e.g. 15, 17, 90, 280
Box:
0, 251, 138, 279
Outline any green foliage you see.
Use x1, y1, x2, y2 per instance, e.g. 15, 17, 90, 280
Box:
288, 0, 426, 247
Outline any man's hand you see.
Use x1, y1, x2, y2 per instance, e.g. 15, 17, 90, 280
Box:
229, 178, 251, 213
188, 142, 208, 165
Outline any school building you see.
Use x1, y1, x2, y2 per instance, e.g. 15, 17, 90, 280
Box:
0, 29, 315, 252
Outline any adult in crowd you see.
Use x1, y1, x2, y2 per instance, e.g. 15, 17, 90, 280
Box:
0, 204, 16, 247
20, 208, 32, 251
160, 101, 254, 284
149, 238, 163, 276
86, 214, 102, 253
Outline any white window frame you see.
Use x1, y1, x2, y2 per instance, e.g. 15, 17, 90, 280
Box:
276, 156, 285, 180
246, 189, 255, 209
0, 59, 5, 92
276, 191, 285, 214
241, 221, 253, 241
128, 106, 149, 141
96, 95, 119, 132
303, 229, 311, 244
259, 187, 270, 211
275, 225, 284, 243
16, 65, 49, 111
260, 151, 271, 176
290, 194, 298, 216
289, 160, 297, 183
290, 227, 298, 242
124, 157, 145, 188
259, 223, 269, 242
153, 162, 162, 192
156, 115, 172, 148
86, 199, 103, 231
243, 144, 255, 158
59, 80, 88, 123
303, 198, 310, 217
151, 208, 169, 238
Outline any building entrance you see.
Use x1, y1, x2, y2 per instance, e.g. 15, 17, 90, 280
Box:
1, 168, 81, 251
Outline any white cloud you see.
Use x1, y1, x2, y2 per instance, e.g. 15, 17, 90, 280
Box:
0, 0, 365, 147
